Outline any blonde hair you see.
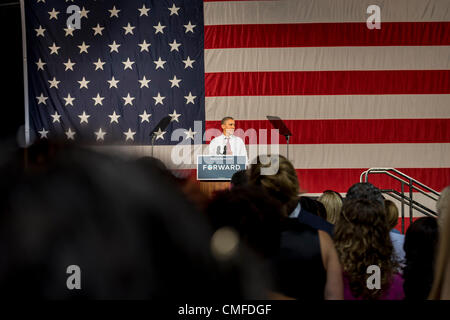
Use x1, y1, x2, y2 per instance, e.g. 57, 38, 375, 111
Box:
385, 200, 399, 230
317, 191, 343, 224
247, 155, 299, 213
429, 186, 450, 299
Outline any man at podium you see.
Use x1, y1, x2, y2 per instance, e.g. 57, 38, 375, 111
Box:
208, 117, 248, 165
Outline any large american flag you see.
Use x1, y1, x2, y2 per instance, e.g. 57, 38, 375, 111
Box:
25, 0, 450, 202
26, 0, 204, 145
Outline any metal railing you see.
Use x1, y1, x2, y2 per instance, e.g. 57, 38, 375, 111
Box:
360, 168, 440, 234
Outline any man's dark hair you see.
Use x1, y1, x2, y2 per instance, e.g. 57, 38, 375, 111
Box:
345, 182, 384, 205
231, 170, 248, 188
221, 116, 234, 125
299, 196, 327, 219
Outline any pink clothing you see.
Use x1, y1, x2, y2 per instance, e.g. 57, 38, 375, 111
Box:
343, 273, 405, 300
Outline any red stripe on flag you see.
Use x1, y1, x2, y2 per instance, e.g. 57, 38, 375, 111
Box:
204, 119, 450, 144
176, 168, 450, 193
205, 70, 450, 96
205, 22, 450, 48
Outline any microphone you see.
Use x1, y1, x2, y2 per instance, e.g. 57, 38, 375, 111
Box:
223, 145, 227, 155
217, 146, 221, 155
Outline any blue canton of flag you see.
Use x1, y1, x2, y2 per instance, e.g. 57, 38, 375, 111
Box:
26, 0, 205, 145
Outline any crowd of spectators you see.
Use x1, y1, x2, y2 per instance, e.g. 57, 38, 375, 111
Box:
0, 140, 448, 299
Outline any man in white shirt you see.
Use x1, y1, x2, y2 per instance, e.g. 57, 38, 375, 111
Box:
208, 117, 248, 165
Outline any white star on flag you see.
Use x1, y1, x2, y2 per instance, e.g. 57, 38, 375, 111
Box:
138, 40, 151, 52
184, 92, 196, 104
109, 5, 120, 18
80, 7, 89, 19
78, 111, 90, 124
92, 93, 105, 106
169, 39, 181, 52
49, 42, 60, 55
63, 58, 76, 71
38, 128, 49, 139
182, 56, 195, 69
36, 93, 48, 105
64, 27, 75, 37
48, 8, 59, 20
169, 75, 182, 88
107, 76, 119, 89
139, 110, 151, 123
155, 128, 166, 141
123, 23, 136, 35
169, 110, 181, 122
48, 77, 60, 89
78, 42, 90, 54
35, 25, 45, 37
109, 111, 121, 124
63, 93, 75, 106
36, 59, 46, 71
169, 4, 180, 16
138, 5, 150, 16
92, 24, 104, 36
65, 128, 76, 140
154, 57, 166, 70
108, 41, 121, 53
124, 128, 136, 141
153, 22, 166, 34
122, 58, 135, 70
94, 58, 106, 70
184, 21, 196, 33
153, 93, 165, 105
123, 93, 135, 106
51, 111, 61, 123
184, 128, 197, 140
94, 128, 107, 141
139, 76, 151, 88
78, 77, 90, 89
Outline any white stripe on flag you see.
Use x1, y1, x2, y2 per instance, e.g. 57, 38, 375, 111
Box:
205, 47, 450, 73
205, 95, 450, 120
204, 0, 450, 25
94, 143, 450, 170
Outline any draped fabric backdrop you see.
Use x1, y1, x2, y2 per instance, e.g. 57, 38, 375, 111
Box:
25, 0, 450, 211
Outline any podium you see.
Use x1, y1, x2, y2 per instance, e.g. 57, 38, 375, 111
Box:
197, 155, 246, 196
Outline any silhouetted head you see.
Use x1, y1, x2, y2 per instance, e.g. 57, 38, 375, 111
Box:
231, 170, 248, 189
206, 186, 283, 259
403, 217, 439, 300
0, 143, 269, 299
299, 196, 327, 220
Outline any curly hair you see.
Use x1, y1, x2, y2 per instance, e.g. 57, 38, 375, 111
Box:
334, 199, 399, 299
